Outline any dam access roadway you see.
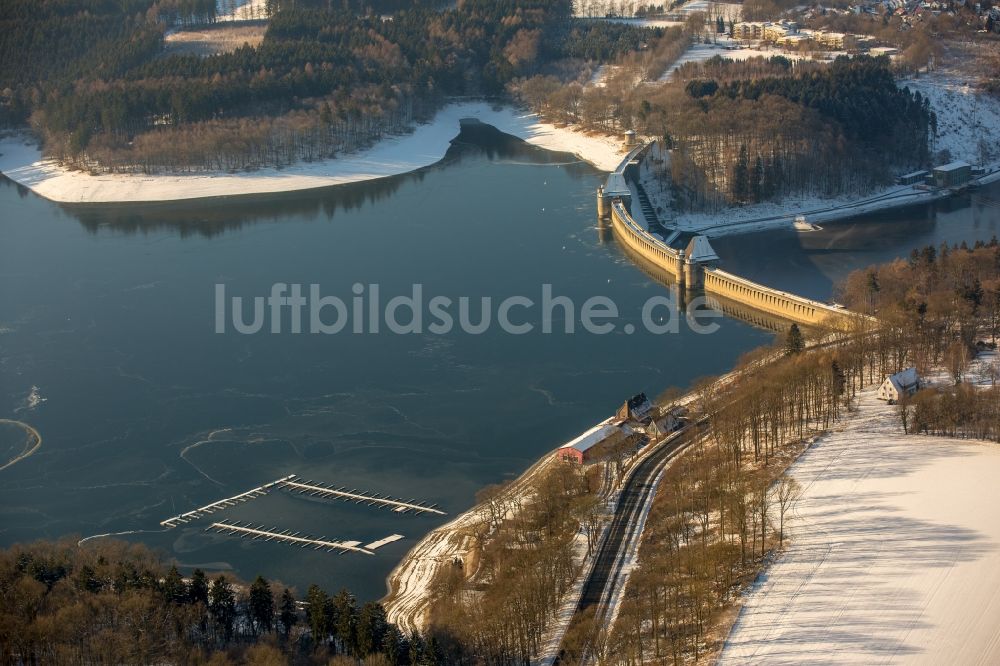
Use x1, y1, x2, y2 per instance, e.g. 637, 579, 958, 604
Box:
550, 421, 706, 665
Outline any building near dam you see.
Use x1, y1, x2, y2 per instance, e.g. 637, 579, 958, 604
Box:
557, 393, 656, 464
557, 396, 693, 465
933, 161, 972, 188
557, 420, 637, 464
616, 392, 653, 422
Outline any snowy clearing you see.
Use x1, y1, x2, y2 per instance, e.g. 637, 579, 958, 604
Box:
164, 24, 265, 56
573, 0, 741, 21
921, 349, 1000, 390
720, 388, 1000, 664
595, 17, 685, 29
215, 0, 269, 22
674, 1, 743, 21
906, 75, 1000, 167
0, 102, 627, 204
660, 37, 846, 82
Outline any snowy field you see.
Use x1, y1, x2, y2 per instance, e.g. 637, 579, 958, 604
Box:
0, 103, 627, 204
574, 0, 741, 21
660, 38, 845, 82
674, 0, 742, 20
597, 16, 685, 29
215, 0, 268, 22
164, 24, 265, 56
720, 388, 1000, 664
660, 40, 733, 81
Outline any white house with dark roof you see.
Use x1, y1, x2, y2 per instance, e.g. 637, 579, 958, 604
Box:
877, 367, 920, 402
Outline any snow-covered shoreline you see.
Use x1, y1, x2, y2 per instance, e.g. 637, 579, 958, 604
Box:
0, 102, 627, 204
662, 166, 1000, 240
383, 451, 562, 635
676, 185, 954, 239
638, 144, 998, 240
633, 158, 1000, 238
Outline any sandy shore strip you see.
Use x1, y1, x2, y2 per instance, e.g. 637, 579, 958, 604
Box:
0, 419, 42, 472
0, 102, 626, 204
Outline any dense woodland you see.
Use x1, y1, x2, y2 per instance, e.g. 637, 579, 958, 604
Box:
2, 0, 960, 199
841, 239, 1000, 441
673, 55, 933, 209
1, 0, 660, 173
518, 54, 935, 211
0, 538, 440, 664
424, 463, 603, 664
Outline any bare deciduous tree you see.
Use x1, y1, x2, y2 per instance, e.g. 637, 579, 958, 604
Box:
775, 476, 802, 548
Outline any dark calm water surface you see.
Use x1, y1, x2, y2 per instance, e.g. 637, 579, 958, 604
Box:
2, 127, 999, 600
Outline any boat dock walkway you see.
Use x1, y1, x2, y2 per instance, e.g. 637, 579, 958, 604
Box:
276, 476, 446, 515
160, 474, 445, 533
207, 520, 376, 555
160, 474, 295, 528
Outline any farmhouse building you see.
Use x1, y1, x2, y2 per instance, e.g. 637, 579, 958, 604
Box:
877, 367, 920, 402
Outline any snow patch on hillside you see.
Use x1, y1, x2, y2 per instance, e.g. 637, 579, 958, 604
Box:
905, 75, 1000, 167
215, 0, 269, 22
573, 0, 741, 21
659, 39, 844, 82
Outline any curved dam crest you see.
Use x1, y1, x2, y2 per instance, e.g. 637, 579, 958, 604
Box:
599, 144, 861, 329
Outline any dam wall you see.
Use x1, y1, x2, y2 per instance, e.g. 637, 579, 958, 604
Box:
599, 141, 857, 329
610, 200, 685, 281
703, 268, 853, 328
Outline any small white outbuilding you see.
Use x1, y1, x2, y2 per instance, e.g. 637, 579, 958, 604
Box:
877, 367, 920, 402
